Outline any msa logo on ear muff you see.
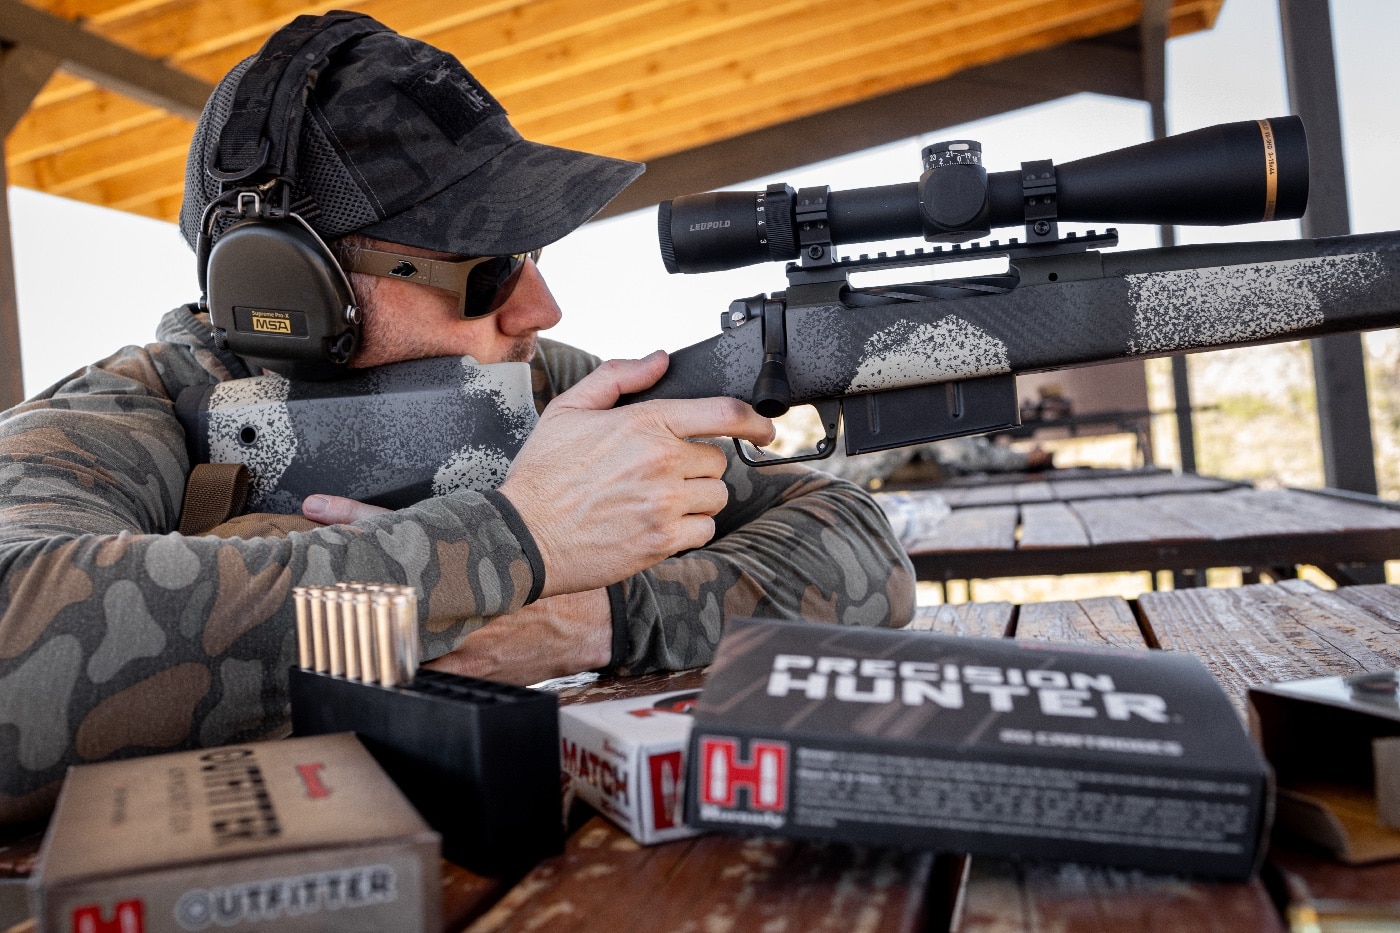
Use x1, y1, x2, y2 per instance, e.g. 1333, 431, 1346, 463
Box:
246, 310, 296, 335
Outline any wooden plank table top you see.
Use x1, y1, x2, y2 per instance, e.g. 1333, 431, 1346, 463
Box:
478, 585, 1398, 932
8, 585, 1400, 932
900, 471, 1400, 584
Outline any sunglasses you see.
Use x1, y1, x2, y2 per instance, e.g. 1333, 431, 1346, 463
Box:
343, 247, 542, 319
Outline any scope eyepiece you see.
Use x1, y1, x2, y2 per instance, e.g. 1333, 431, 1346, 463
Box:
659, 187, 802, 274
658, 116, 1309, 274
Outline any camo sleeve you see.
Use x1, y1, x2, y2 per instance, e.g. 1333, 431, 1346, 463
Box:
534, 340, 916, 675
0, 342, 542, 825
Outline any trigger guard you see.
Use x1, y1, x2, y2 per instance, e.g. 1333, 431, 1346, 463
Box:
733, 399, 841, 467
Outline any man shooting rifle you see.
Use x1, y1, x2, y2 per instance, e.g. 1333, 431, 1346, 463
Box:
0, 12, 913, 826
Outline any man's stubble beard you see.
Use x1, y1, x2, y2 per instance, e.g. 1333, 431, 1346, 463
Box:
501, 335, 538, 363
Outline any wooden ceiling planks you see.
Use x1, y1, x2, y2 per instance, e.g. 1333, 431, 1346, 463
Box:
543, 1, 1147, 160
4, 0, 1222, 223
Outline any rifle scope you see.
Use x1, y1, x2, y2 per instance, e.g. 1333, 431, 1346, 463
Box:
658, 116, 1308, 274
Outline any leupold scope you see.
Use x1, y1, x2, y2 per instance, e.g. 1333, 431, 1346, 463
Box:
658, 117, 1308, 274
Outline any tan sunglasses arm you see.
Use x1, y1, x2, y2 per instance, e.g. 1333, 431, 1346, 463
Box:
341, 248, 476, 294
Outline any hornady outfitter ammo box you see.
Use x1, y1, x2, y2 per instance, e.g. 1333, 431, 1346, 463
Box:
559, 689, 702, 844
687, 618, 1273, 879
29, 733, 440, 933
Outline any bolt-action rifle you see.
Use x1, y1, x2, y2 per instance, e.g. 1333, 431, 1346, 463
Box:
178, 116, 1400, 510
628, 115, 1400, 464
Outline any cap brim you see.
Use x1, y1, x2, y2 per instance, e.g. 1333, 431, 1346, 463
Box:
357, 138, 644, 256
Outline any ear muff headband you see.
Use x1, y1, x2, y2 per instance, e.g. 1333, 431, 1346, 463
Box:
211, 12, 389, 185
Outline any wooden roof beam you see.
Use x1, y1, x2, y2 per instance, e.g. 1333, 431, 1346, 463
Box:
1, 42, 58, 135
599, 28, 1146, 218
0, 0, 211, 121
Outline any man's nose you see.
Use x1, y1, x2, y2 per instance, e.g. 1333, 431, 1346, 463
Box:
497, 260, 562, 334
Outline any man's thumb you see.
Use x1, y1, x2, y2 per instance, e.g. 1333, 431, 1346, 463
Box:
553, 350, 668, 411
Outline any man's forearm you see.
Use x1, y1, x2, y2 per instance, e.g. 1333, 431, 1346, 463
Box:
425, 588, 612, 685
611, 467, 915, 674
0, 489, 548, 826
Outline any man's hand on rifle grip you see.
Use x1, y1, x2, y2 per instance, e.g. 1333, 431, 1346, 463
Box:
499, 350, 775, 598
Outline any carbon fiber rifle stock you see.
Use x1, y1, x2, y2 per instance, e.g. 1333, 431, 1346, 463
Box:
623, 230, 1400, 463
176, 354, 537, 514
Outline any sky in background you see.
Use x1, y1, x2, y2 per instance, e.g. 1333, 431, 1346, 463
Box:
8, 0, 1398, 396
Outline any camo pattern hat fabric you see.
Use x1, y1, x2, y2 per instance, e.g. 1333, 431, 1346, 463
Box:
180, 13, 644, 257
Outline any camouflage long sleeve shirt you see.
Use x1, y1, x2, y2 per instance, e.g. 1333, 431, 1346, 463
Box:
0, 305, 914, 825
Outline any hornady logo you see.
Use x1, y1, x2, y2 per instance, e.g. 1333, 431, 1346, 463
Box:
296, 762, 330, 799
689, 220, 731, 232
697, 737, 788, 828
648, 750, 684, 830
73, 900, 143, 933
629, 690, 700, 718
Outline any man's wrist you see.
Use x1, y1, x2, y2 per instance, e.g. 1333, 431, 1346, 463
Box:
601, 582, 629, 673
482, 489, 546, 604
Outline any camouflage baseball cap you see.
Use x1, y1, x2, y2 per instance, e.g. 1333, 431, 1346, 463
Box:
180, 14, 643, 257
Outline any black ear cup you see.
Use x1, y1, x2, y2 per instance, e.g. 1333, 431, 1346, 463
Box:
206, 217, 360, 380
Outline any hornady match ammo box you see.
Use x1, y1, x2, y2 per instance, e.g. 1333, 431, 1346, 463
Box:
687, 618, 1272, 879
560, 689, 701, 844
29, 733, 440, 933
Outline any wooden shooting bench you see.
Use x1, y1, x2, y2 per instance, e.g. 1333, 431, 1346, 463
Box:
5, 580, 1400, 931
895, 468, 1400, 592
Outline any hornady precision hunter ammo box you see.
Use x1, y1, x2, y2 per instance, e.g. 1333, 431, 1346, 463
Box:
29, 733, 440, 933
687, 618, 1272, 879
559, 689, 702, 844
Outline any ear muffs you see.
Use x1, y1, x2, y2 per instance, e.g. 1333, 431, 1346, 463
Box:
203, 200, 360, 381
197, 12, 387, 379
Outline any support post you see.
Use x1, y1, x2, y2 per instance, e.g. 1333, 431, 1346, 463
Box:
0, 42, 59, 411
1279, 0, 1384, 584
1278, 0, 1378, 496
1141, 0, 1197, 474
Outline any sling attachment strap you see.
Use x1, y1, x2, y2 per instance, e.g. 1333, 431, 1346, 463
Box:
179, 463, 251, 536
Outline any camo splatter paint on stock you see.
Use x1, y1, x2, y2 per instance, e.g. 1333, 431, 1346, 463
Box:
188, 355, 540, 513
1126, 252, 1386, 355
0, 305, 913, 825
